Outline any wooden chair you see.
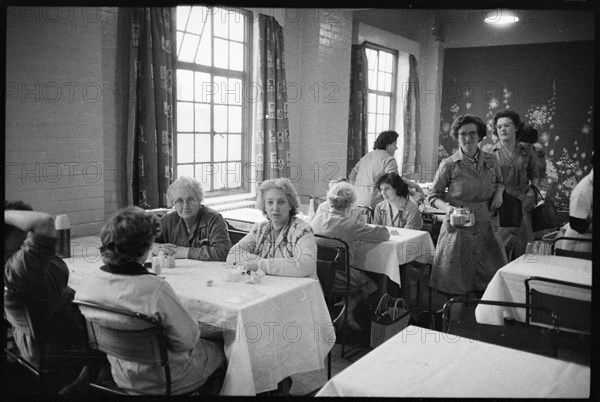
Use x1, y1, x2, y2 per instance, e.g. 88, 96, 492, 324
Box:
4, 290, 87, 393
72, 300, 172, 395
227, 225, 249, 246
442, 297, 559, 358
551, 236, 592, 260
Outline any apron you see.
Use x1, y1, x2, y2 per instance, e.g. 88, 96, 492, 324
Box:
430, 201, 508, 295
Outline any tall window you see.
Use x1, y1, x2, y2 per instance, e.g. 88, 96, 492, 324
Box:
365, 45, 398, 150
175, 6, 252, 195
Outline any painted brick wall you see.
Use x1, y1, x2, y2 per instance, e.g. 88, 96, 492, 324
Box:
5, 6, 125, 237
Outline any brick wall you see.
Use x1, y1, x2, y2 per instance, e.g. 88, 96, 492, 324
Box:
5, 6, 128, 237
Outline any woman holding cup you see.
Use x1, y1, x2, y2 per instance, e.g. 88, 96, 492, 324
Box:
428, 114, 508, 320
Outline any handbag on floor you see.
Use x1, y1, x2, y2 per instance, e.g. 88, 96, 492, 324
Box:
498, 191, 523, 227
370, 293, 411, 348
531, 185, 557, 232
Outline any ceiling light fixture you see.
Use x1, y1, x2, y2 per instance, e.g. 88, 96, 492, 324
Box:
484, 9, 519, 24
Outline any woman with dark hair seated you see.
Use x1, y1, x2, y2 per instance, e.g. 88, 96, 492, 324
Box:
77, 207, 226, 395
428, 114, 507, 320
373, 172, 423, 230
308, 182, 390, 332
373, 172, 424, 304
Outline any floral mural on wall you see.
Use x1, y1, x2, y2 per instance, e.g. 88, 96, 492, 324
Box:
438, 42, 594, 207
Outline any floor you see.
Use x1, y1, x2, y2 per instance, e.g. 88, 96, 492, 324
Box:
3, 280, 590, 396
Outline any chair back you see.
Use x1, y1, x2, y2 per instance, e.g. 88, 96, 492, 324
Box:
227, 228, 249, 246
314, 234, 350, 304
442, 297, 559, 358
525, 276, 591, 335
551, 236, 592, 259
73, 300, 171, 395
420, 211, 444, 246
357, 205, 374, 223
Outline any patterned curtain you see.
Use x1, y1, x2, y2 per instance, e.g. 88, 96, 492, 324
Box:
127, 8, 176, 208
346, 44, 369, 177
255, 14, 290, 184
403, 54, 421, 177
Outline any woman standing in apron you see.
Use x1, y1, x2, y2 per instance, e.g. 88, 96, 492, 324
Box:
428, 115, 508, 320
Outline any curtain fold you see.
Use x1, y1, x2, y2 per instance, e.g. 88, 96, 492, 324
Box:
127, 7, 176, 208
403, 54, 421, 177
346, 44, 369, 177
255, 14, 290, 185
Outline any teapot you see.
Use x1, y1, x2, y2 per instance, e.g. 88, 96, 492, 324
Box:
450, 208, 475, 228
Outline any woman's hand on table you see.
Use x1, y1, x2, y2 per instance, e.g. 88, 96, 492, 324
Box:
243, 261, 259, 272
389, 229, 399, 236
152, 243, 188, 258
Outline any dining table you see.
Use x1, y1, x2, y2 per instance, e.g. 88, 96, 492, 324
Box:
475, 254, 592, 327
66, 237, 335, 396
315, 325, 590, 398
221, 208, 435, 288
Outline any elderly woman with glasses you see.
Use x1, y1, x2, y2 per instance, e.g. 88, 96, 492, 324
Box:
428, 114, 507, 320
226, 178, 317, 278
153, 176, 231, 261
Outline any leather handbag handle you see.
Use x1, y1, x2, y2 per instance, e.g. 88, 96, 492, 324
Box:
530, 185, 544, 203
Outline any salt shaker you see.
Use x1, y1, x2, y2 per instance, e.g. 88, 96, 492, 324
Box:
167, 253, 176, 268
308, 198, 315, 218
55, 214, 71, 258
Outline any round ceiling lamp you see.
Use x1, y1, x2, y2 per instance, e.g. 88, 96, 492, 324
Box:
484, 9, 519, 24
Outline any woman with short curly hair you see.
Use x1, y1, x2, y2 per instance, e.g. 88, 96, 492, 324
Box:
227, 178, 317, 278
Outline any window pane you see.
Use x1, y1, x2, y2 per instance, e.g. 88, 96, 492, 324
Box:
368, 93, 377, 113
229, 42, 244, 71
213, 76, 228, 104
227, 162, 241, 188
368, 67, 377, 89
229, 14, 244, 41
228, 134, 241, 160
377, 114, 385, 132
368, 113, 376, 133
213, 163, 228, 190
377, 71, 386, 91
195, 164, 211, 188
383, 72, 392, 92
383, 96, 390, 114
384, 51, 394, 73
176, 6, 191, 31
195, 134, 211, 162
228, 106, 242, 133
177, 134, 194, 163
195, 18, 212, 66
214, 105, 228, 132
187, 6, 208, 35
177, 102, 194, 131
214, 38, 229, 69
179, 33, 200, 63
383, 114, 391, 130
228, 78, 242, 105
214, 133, 227, 162
195, 104, 211, 132
377, 95, 386, 113
176, 31, 184, 55
195, 72, 212, 103
213, 8, 228, 37
177, 164, 194, 178
177, 70, 194, 101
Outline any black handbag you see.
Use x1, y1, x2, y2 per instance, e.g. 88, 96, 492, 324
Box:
531, 185, 557, 232
498, 191, 523, 227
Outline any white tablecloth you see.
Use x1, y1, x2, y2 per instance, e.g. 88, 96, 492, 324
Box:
476, 255, 592, 325
316, 325, 590, 398
354, 226, 435, 286
66, 237, 334, 395
221, 208, 435, 286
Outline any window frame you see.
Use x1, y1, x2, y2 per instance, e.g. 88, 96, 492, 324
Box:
174, 6, 253, 198
364, 41, 399, 151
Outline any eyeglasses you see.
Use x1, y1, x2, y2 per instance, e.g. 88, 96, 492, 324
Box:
173, 197, 199, 207
458, 131, 478, 139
